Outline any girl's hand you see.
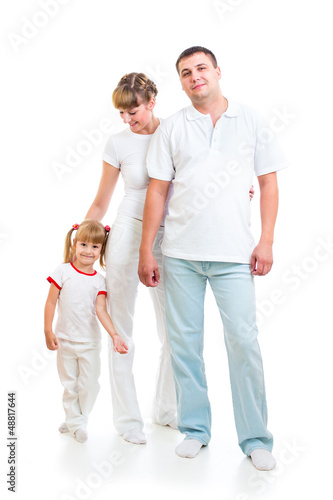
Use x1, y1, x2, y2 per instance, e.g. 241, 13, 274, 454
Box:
45, 332, 59, 351
249, 185, 255, 201
113, 335, 128, 354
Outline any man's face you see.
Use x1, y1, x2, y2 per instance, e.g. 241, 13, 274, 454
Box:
178, 52, 221, 103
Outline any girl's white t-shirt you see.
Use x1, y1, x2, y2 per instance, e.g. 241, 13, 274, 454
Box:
47, 262, 107, 342
103, 122, 171, 222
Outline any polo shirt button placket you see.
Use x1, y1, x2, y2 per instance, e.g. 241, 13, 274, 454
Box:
212, 130, 218, 150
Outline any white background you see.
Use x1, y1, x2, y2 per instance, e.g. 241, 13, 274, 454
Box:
1, 0, 332, 499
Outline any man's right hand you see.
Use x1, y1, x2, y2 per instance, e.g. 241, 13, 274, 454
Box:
138, 250, 160, 287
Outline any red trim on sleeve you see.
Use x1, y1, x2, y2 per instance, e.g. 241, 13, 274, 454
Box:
47, 277, 61, 290
97, 291, 107, 296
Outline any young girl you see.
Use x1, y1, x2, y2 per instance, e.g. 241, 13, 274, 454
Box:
44, 220, 128, 443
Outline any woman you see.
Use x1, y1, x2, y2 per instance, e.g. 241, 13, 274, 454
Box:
85, 73, 177, 445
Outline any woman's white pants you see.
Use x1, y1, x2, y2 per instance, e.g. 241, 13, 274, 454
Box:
105, 214, 176, 434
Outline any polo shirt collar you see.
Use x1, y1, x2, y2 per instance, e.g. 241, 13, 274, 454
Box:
185, 99, 240, 120
225, 100, 241, 117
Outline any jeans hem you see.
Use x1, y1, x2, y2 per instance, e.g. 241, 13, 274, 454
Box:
184, 436, 209, 446
246, 445, 272, 457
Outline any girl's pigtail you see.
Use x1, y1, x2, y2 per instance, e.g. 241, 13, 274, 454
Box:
63, 228, 75, 263
99, 225, 110, 270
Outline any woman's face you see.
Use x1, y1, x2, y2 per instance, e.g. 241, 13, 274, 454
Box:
118, 99, 155, 135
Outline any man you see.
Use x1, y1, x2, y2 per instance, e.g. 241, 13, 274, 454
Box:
138, 46, 287, 470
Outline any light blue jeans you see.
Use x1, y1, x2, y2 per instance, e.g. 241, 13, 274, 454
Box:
163, 256, 273, 456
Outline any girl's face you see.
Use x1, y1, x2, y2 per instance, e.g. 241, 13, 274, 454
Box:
73, 240, 102, 270
118, 99, 155, 135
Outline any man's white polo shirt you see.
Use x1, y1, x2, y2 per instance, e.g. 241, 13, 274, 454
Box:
146, 100, 288, 263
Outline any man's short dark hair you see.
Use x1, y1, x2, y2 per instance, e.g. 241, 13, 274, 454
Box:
176, 46, 218, 74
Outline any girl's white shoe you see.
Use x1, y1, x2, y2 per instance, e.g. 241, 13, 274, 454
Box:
58, 423, 69, 433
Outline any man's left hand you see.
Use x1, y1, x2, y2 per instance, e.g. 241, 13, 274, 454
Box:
250, 241, 273, 276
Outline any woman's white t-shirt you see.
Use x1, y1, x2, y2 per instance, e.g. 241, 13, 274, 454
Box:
103, 122, 171, 222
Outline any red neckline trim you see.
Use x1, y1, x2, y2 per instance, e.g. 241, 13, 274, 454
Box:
70, 262, 97, 276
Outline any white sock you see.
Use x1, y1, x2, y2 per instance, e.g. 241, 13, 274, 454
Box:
122, 428, 147, 444
58, 423, 69, 433
167, 418, 178, 430
250, 449, 276, 471
74, 428, 88, 443
176, 439, 203, 458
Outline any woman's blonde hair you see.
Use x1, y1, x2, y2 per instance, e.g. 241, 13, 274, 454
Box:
112, 72, 158, 110
64, 220, 109, 270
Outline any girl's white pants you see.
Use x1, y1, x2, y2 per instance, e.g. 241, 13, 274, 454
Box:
105, 214, 177, 434
57, 339, 101, 432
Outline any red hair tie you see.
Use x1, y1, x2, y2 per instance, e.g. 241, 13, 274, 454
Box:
105, 225, 110, 232
72, 224, 79, 230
